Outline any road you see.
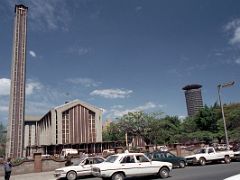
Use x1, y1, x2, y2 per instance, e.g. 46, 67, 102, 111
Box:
3, 162, 240, 180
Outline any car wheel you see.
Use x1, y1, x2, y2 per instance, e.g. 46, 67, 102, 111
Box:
199, 157, 206, 166
158, 167, 170, 179
179, 161, 185, 168
102, 178, 110, 180
224, 156, 231, 164
111, 172, 125, 180
66, 171, 77, 180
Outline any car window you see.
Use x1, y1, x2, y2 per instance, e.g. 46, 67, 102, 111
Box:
105, 155, 118, 163
94, 158, 104, 164
84, 158, 93, 165
121, 155, 135, 163
208, 149, 214, 153
73, 157, 86, 165
145, 153, 153, 159
196, 149, 206, 154
153, 152, 165, 159
135, 155, 150, 162
166, 152, 175, 158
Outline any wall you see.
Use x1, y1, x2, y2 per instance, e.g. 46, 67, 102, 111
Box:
0, 158, 67, 176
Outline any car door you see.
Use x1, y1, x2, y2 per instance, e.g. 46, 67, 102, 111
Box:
165, 152, 178, 166
79, 157, 94, 176
153, 152, 167, 162
135, 154, 157, 175
120, 155, 139, 176
206, 148, 216, 160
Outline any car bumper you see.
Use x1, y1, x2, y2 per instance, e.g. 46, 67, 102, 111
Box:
54, 172, 66, 179
232, 154, 240, 160
186, 158, 198, 164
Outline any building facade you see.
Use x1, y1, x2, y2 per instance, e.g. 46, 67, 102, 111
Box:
182, 84, 203, 117
23, 100, 103, 156
6, 4, 28, 158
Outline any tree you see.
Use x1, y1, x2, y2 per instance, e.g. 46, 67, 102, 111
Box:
0, 122, 6, 157
194, 105, 218, 133
118, 111, 164, 145
102, 122, 125, 141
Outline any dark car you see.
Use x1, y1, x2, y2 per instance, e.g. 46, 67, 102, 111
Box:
232, 147, 240, 161
146, 151, 187, 168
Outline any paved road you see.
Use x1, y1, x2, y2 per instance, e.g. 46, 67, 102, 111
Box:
2, 162, 240, 180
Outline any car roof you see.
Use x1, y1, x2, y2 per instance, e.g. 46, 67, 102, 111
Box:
112, 152, 146, 157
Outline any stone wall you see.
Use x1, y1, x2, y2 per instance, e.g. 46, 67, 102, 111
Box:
0, 158, 67, 176
0, 160, 34, 176
42, 159, 66, 172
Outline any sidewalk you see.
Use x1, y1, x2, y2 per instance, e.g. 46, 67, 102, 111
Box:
0, 171, 55, 180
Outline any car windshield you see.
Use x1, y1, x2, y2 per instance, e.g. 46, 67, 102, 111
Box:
105, 155, 118, 163
72, 157, 86, 166
195, 149, 206, 154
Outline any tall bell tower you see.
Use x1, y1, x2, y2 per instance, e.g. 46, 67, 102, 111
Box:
6, 4, 28, 158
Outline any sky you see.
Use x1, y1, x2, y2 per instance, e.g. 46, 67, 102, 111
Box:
1, 0, 240, 125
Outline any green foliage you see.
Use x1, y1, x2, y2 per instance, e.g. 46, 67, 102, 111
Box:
0, 122, 6, 143
194, 105, 218, 132
0, 122, 6, 157
104, 103, 240, 146
102, 122, 125, 141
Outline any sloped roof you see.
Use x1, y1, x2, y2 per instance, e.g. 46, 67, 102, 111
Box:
54, 99, 103, 113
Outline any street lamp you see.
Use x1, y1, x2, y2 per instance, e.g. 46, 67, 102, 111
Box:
217, 81, 235, 150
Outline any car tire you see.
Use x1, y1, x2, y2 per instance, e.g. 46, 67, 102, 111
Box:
111, 172, 125, 180
179, 161, 185, 168
199, 157, 206, 166
66, 170, 77, 180
158, 167, 170, 179
224, 156, 231, 164
102, 178, 110, 180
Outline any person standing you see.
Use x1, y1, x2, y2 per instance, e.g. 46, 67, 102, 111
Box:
4, 158, 12, 180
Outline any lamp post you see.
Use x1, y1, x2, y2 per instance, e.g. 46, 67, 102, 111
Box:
217, 81, 235, 150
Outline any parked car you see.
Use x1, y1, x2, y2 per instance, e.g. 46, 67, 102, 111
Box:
92, 152, 173, 180
232, 147, 240, 161
157, 145, 168, 152
54, 156, 105, 180
224, 174, 240, 180
216, 144, 233, 151
60, 148, 78, 157
102, 149, 115, 157
185, 147, 234, 166
146, 151, 187, 168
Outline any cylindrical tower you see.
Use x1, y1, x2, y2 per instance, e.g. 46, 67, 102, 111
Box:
182, 84, 203, 117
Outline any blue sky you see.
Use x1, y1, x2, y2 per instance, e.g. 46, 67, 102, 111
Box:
1, 0, 240, 124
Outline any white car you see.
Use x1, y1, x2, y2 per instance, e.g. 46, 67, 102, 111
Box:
224, 174, 240, 180
185, 147, 234, 166
92, 152, 173, 180
54, 156, 105, 180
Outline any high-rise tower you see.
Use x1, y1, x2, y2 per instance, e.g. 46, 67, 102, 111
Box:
182, 84, 203, 117
6, 4, 28, 158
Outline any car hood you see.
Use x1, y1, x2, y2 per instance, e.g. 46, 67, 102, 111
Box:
224, 174, 240, 180
185, 154, 198, 159
55, 165, 83, 172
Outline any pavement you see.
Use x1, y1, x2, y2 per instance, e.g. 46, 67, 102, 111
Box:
0, 171, 56, 180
